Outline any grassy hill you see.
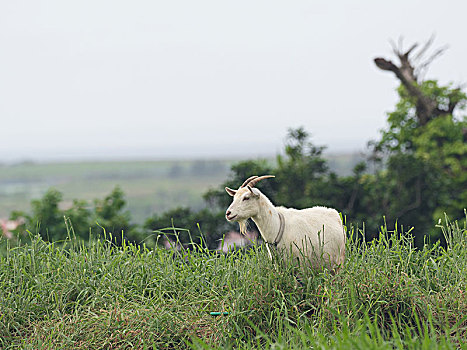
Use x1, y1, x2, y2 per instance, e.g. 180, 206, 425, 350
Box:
0, 217, 465, 349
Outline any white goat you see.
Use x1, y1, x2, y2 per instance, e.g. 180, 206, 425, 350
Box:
225, 175, 345, 271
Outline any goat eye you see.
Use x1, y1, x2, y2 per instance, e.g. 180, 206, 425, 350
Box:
243, 196, 250, 201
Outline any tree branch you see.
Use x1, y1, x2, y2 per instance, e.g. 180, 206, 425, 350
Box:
374, 36, 455, 126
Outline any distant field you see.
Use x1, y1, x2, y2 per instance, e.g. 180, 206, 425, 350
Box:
0, 154, 363, 223
0, 160, 234, 223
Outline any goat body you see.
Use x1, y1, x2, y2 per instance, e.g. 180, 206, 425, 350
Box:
226, 176, 345, 270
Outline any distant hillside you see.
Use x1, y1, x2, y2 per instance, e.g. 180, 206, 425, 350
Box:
0, 153, 363, 223
0, 160, 233, 223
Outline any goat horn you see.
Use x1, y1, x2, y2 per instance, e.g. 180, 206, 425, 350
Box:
240, 176, 259, 188
245, 175, 275, 188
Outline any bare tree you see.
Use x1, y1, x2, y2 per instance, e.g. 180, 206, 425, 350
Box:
374, 35, 461, 126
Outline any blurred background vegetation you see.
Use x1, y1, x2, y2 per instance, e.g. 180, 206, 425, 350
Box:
1, 39, 466, 250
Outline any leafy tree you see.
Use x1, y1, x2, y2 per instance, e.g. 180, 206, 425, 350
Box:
94, 186, 139, 244
29, 188, 65, 241
10, 186, 140, 244
276, 127, 331, 208
10, 189, 92, 241
65, 199, 92, 238
373, 38, 467, 243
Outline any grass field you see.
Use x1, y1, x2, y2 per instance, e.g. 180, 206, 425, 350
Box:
0, 216, 465, 349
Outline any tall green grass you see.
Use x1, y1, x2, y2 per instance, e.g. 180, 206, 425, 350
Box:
0, 215, 466, 349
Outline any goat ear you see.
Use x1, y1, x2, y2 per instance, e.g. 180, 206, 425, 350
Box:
247, 185, 260, 197
225, 187, 237, 197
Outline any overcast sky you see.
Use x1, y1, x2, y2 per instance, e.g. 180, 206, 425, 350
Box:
1, 1, 466, 162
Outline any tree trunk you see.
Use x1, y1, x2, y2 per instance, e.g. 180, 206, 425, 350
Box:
374, 37, 457, 126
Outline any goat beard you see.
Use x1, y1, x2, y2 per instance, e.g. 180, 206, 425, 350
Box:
238, 220, 248, 236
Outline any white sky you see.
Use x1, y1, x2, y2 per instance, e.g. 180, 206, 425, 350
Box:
1, 0, 466, 162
